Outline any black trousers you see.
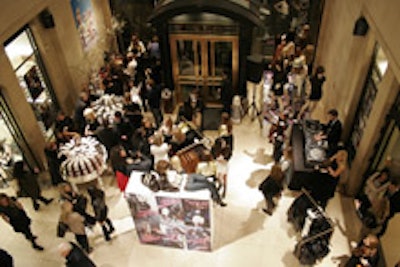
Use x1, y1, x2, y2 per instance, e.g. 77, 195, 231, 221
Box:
20, 226, 35, 241
264, 194, 276, 211
75, 234, 89, 253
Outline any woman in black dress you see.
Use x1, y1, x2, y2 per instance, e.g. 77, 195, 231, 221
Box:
314, 149, 348, 208
259, 163, 285, 215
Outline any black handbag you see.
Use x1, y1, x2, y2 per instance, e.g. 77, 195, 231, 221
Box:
57, 221, 69, 237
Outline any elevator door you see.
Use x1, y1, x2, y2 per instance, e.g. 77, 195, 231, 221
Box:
170, 35, 238, 104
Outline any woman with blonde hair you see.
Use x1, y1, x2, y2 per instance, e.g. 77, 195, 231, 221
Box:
150, 133, 170, 168
326, 149, 348, 178
59, 201, 91, 253
258, 163, 285, 215
317, 149, 348, 208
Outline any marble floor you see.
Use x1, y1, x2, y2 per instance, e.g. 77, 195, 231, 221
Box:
1, 116, 363, 267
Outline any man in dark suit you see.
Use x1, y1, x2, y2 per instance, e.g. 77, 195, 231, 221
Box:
315, 109, 342, 156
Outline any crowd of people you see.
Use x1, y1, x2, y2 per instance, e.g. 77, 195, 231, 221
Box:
0, 21, 399, 266
257, 25, 400, 266
0, 31, 236, 266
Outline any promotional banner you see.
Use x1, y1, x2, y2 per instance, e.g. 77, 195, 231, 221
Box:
182, 199, 212, 251
126, 193, 212, 251
70, 0, 98, 50
156, 196, 186, 248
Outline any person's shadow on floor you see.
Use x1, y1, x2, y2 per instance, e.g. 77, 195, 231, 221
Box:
246, 168, 270, 189
244, 148, 274, 165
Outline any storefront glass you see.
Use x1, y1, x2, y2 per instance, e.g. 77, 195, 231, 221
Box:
4, 28, 58, 140
0, 112, 23, 187
368, 93, 400, 174
0, 93, 39, 184
348, 44, 384, 162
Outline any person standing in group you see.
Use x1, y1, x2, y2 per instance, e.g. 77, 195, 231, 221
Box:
0, 193, 44, 250
298, 65, 326, 119
258, 163, 285, 215
44, 141, 64, 185
87, 187, 115, 241
219, 71, 233, 115
145, 77, 162, 128
58, 242, 96, 267
377, 179, 400, 237
150, 133, 170, 169
345, 234, 380, 267
280, 146, 294, 187
315, 149, 348, 208
59, 182, 96, 227
74, 91, 90, 135
147, 35, 160, 61
13, 161, 53, 211
59, 201, 91, 253
314, 109, 342, 157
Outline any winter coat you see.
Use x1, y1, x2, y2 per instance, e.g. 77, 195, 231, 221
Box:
16, 172, 41, 199
92, 197, 108, 222
0, 198, 31, 233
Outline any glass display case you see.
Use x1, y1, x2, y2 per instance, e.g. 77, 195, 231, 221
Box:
5, 28, 58, 140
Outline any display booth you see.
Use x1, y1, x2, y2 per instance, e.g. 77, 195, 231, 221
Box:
125, 170, 213, 252
59, 136, 107, 186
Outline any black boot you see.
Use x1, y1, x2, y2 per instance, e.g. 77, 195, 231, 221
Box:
106, 218, 115, 234
32, 242, 44, 251
216, 199, 227, 207
25, 230, 43, 251
102, 224, 111, 241
33, 201, 40, 211
43, 198, 54, 205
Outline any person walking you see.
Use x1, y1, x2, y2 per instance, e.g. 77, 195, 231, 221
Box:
59, 182, 96, 226
59, 201, 91, 253
13, 161, 53, 211
258, 163, 285, 215
87, 187, 115, 241
0, 193, 44, 250
44, 142, 64, 185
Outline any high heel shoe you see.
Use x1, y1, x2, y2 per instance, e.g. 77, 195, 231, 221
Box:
218, 200, 227, 207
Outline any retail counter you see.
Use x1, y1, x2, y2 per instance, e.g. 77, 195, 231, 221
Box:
289, 123, 329, 192
125, 170, 213, 251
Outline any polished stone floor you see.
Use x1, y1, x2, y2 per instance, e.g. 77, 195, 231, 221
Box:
0, 115, 380, 267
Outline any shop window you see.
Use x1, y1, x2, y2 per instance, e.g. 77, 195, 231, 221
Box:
4, 28, 58, 140
348, 44, 384, 162
367, 93, 400, 174
0, 93, 39, 176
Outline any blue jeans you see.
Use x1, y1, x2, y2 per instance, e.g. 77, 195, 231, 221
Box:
185, 174, 221, 202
